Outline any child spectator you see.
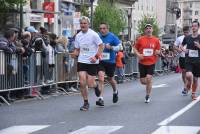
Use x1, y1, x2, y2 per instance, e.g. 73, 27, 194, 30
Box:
116, 50, 125, 83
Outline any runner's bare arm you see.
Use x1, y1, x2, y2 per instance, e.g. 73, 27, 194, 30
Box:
174, 45, 182, 53
90, 43, 104, 63
132, 46, 144, 60
70, 48, 80, 58
95, 43, 104, 59
180, 44, 188, 53
194, 41, 200, 49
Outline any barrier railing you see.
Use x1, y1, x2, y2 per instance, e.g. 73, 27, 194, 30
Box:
0, 50, 166, 105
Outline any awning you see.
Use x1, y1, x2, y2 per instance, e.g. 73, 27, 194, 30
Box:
31, 9, 60, 14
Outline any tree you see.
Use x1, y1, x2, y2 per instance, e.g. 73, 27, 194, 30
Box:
80, 4, 89, 17
137, 15, 160, 37
0, 0, 26, 34
0, 0, 26, 12
93, 0, 126, 36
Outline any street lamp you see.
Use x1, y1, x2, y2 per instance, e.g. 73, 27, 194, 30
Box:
122, 7, 134, 41
90, 0, 94, 29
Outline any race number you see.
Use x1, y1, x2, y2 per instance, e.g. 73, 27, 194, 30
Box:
189, 50, 199, 57
143, 49, 153, 56
102, 53, 110, 60
81, 46, 90, 56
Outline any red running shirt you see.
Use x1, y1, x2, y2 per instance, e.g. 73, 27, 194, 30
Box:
135, 36, 161, 65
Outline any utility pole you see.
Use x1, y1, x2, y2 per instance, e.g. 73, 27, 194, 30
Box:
90, 0, 94, 29
19, 1, 23, 38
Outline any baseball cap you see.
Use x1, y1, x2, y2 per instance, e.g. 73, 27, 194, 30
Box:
145, 24, 153, 28
27, 26, 38, 33
9, 27, 20, 32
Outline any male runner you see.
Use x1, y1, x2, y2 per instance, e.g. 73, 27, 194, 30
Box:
133, 24, 161, 103
174, 26, 190, 95
71, 16, 103, 111
181, 20, 200, 100
96, 23, 122, 106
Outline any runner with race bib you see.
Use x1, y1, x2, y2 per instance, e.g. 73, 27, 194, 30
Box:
133, 23, 161, 103
181, 20, 200, 101
96, 22, 123, 107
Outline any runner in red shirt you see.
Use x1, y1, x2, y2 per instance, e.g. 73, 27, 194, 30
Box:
133, 24, 161, 103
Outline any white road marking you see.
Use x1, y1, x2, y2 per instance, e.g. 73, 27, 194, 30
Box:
0, 125, 50, 134
69, 126, 123, 134
158, 96, 200, 126
152, 126, 200, 134
152, 84, 168, 88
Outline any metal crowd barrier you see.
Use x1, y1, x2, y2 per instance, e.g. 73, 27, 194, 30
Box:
0, 50, 79, 105
0, 49, 167, 106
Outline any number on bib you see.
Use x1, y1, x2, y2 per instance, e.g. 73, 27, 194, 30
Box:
143, 49, 153, 56
102, 53, 110, 60
189, 50, 199, 57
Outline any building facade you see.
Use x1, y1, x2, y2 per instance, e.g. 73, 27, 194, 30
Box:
131, 0, 158, 40
177, 0, 200, 28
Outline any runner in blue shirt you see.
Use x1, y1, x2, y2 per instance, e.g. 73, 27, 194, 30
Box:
96, 22, 123, 106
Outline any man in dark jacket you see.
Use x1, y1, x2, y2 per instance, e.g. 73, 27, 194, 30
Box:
0, 30, 24, 54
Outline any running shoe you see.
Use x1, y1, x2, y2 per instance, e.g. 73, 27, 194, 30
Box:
145, 95, 150, 103
96, 98, 104, 107
113, 91, 118, 103
181, 89, 188, 96
94, 85, 101, 97
191, 94, 197, 101
80, 103, 90, 111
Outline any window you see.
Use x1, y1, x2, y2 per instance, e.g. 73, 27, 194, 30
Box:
190, 2, 192, 8
195, 11, 199, 15
30, 0, 38, 9
190, 11, 193, 16
189, 19, 192, 26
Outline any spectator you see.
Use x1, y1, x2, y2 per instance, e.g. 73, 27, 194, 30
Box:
28, 26, 49, 85
0, 30, 24, 54
56, 36, 69, 72
0, 29, 24, 102
67, 30, 80, 53
116, 50, 125, 84
47, 33, 57, 83
56, 36, 68, 52
21, 31, 33, 85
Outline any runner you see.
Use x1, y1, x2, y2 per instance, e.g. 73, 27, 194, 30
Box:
133, 24, 161, 103
181, 20, 200, 100
96, 22, 122, 106
71, 16, 103, 111
174, 26, 190, 95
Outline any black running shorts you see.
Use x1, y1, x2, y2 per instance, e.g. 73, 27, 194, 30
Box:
185, 61, 200, 77
77, 62, 98, 76
97, 61, 116, 77
179, 57, 186, 69
139, 63, 155, 78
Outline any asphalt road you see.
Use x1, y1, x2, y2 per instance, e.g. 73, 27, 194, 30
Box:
0, 73, 199, 134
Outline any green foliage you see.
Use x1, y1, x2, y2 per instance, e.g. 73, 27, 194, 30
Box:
0, 0, 26, 12
137, 15, 160, 37
80, 4, 89, 17
93, 0, 126, 35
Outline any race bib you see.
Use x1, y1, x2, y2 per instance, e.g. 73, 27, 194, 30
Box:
189, 50, 199, 57
102, 53, 110, 60
81, 47, 90, 56
143, 49, 153, 56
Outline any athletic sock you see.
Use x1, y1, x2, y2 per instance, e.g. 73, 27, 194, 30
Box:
84, 100, 89, 104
